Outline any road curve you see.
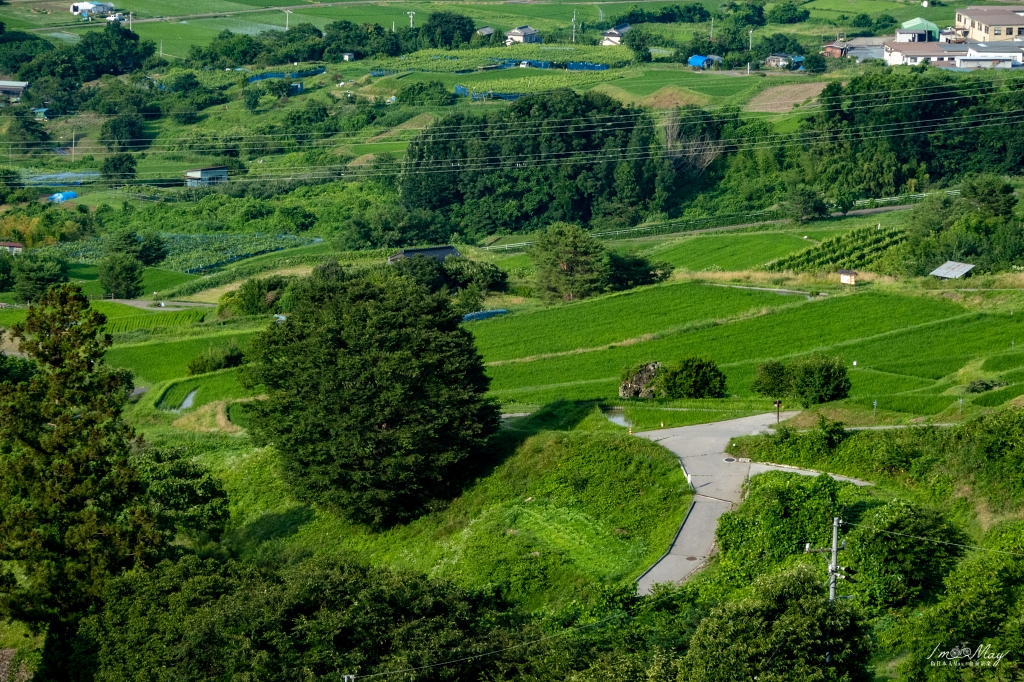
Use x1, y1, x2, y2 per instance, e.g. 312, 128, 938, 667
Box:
633, 412, 871, 595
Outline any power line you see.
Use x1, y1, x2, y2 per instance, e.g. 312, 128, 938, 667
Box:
842, 520, 1024, 558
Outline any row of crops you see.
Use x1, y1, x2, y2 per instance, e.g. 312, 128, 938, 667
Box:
373, 45, 631, 74
765, 227, 906, 272
39, 234, 318, 273
104, 309, 209, 335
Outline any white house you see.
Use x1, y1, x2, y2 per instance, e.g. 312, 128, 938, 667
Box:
0, 242, 23, 256
883, 41, 967, 65
184, 166, 229, 187
71, 2, 115, 15
955, 41, 1024, 67
505, 26, 540, 45
601, 24, 631, 46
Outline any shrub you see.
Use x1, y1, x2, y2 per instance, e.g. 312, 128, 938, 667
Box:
655, 356, 727, 399
12, 251, 68, 303
187, 340, 245, 375
98, 253, 144, 299
751, 360, 790, 398
789, 354, 850, 406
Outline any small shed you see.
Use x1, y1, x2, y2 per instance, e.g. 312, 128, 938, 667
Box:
838, 269, 858, 285
387, 245, 462, 264
822, 41, 849, 58
687, 55, 713, 69
0, 242, 23, 255
341, 52, 355, 62
184, 166, 229, 187
902, 17, 940, 42
0, 81, 29, 99
476, 26, 495, 37
930, 261, 975, 279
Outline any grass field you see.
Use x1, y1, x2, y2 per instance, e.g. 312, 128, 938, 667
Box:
105, 331, 257, 385
155, 367, 249, 410
165, 403, 691, 609
645, 232, 816, 271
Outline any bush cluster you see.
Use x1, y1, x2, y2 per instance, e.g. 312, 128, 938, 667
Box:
751, 354, 850, 406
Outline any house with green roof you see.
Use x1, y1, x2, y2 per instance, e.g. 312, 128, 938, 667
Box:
901, 17, 940, 41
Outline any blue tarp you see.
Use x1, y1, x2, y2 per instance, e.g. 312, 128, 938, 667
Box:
289, 67, 326, 78
247, 72, 286, 83
26, 171, 98, 186
48, 191, 78, 203
471, 92, 526, 101
566, 62, 609, 71
688, 55, 712, 68
455, 85, 469, 96
462, 309, 508, 321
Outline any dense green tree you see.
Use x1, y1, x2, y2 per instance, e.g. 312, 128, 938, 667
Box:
531, 222, 610, 301
242, 86, 262, 113
397, 80, 456, 106
654, 356, 727, 399
138, 231, 168, 266
751, 359, 791, 398
766, 2, 810, 23
78, 554, 525, 682
12, 251, 68, 303
607, 252, 673, 290
789, 354, 851, 406
98, 253, 144, 299
242, 264, 499, 526
848, 500, 965, 609
0, 286, 225, 674
100, 152, 137, 183
100, 113, 145, 152
803, 53, 826, 72
623, 27, 653, 62
787, 184, 828, 222
684, 565, 872, 681
422, 11, 475, 48
237, 274, 289, 315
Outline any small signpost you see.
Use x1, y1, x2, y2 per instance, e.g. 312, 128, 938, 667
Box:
873, 400, 877, 419
773, 400, 782, 423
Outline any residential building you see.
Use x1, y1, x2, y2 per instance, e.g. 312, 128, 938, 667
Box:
955, 6, 1024, 42
184, 166, 229, 187
956, 41, 1024, 67
601, 24, 632, 46
70, 2, 115, 15
476, 26, 494, 37
883, 41, 967, 65
505, 26, 540, 45
765, 53, 804, 68
387, 246, 462, 264
0, 242, 23, 255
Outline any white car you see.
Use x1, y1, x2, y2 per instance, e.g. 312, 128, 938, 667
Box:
520, 61, 530, 68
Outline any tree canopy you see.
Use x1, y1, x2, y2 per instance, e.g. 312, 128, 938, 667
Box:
242, 264, 499, 526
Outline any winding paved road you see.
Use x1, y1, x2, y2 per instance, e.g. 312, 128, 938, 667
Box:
635, 413, 871, 595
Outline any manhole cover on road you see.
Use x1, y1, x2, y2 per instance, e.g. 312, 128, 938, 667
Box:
723, 457, 736, 462
686, 556, 698, 561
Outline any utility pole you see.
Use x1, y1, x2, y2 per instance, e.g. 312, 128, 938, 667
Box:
71, 128, 75, 162
773, 399, 781, 423
129, 11, 132, 29
407, 11, 415, 28
572, 9, 577, 43
710, 16, 714, 40
805, 517, 856, 601
392, 20, 395, 32
160, 40, 163, 57
749, 28, 753, 51
284, 9, 291, 30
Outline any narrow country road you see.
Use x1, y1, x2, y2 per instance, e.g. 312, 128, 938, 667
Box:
634, 413, 871, 595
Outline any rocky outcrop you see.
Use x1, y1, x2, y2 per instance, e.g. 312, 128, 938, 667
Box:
619, 362, 661, 399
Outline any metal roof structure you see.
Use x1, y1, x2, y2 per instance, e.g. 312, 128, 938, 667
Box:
930, 261, 976, 279
387, 246, 462, 264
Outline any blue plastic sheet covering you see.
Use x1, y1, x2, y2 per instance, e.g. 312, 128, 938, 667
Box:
462, 309, 508, 322
455, 85, 469, 97
289, 67, 326, 78
26, 171, 98, 186
48, 191, 78, 203
370, 69, 399, 76
566, 62, 609, 71
687, 55, 711, 68
470, 92, 526, 101
523, 60, 552, 68
247, 72, 286, 83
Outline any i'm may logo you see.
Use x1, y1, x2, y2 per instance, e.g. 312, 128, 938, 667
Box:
928, 642, 1010, 668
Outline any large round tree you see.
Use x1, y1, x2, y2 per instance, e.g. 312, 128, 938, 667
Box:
243, 264, 499, 527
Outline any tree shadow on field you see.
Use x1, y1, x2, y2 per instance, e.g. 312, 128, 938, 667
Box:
454, 400, 600, 494
225, 506, 316, 556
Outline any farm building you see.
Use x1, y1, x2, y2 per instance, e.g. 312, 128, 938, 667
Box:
387, 246, 462, 264
955, 6, 1024, 42
821, 41, 850, 58
505, 26, 541, 45
70, 2, 115, 15
0, 81, 28, 100
0, 242, 23, 255
895, 29, 929, 43
901, 17, 940, 41
687, 55, 714, 69
601, 25, 631, 46
930, 261, 975, 279
476, 26, 494, 37
838, 270, 857, 285
765, 54, 804, 68
883, 41, 966, 65
341, 52, 355, 61
184, 166, 229, 187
